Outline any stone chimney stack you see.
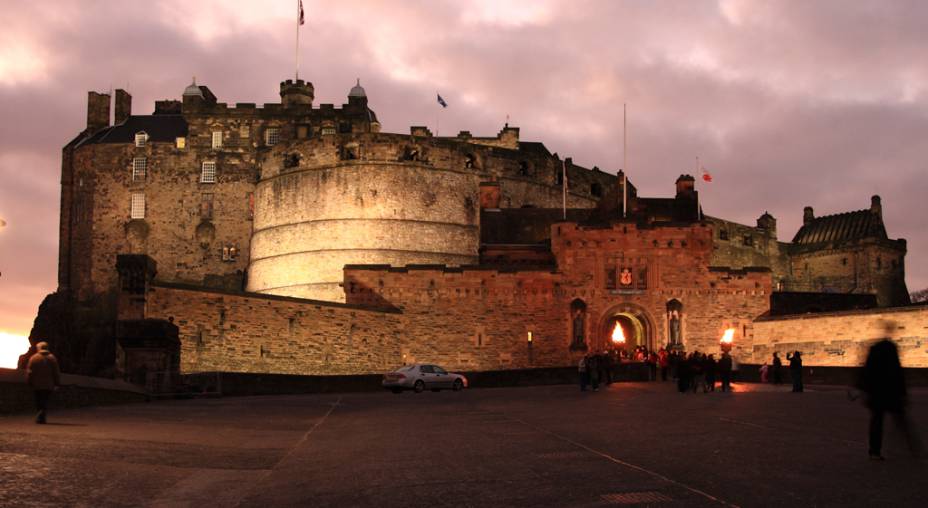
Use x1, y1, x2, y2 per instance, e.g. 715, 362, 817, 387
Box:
675, 175, 695, 197
86, 91, 111, 133
803, 206, 815, 225
114, 89, 132, 125
870, 195, 882, 218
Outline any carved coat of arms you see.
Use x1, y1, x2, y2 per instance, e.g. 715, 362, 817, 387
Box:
619, 268, 633, 286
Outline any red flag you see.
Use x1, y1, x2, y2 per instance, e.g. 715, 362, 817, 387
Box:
701, 168, 712, 182
299, 0, 305, 25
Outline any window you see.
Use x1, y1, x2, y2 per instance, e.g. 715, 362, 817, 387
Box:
433, 366, 447, 375
419, 365, 435, 374
841, 257, 848, 266
211, 131, 223, 149
743, 235, 754, 246
201, 161, 217, 183
135, 132, 148, 148
338, 122, 351, 133
132, 157, 147, 181
265, 127, 280, 146
130, 193, 145, 219
605, 267, 617, 290
321, 126, 336, 136
200, 193, 214, 219
176, 137, 186, 149
719, 229, 729, 241
222, 245, 238, 262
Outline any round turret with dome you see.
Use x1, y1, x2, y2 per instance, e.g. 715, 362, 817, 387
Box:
349, 78, 367, 98
182, 77, 204, 98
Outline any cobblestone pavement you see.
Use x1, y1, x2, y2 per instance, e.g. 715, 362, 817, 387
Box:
1, 382, 926, 507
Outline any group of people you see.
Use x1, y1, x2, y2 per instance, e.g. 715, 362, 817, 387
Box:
16, 341, 62, 424
758, 350, 804, 392
577, 350, 617, 391
672, 350, 735, 393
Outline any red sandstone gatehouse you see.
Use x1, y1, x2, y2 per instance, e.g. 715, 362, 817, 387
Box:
31, 76, 924, 386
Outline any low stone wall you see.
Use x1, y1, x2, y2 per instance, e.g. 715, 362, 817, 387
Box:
751, 304, 928, 367
184, 363, 652, 396
737, 364, 928, 387
0, 368, 147, 415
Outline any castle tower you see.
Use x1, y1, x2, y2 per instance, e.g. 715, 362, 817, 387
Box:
280, 79, 314, 108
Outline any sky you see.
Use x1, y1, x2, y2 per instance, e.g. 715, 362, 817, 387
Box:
1, 0, 927, 339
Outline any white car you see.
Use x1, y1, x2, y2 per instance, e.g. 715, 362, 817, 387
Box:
382, 363, 468, 393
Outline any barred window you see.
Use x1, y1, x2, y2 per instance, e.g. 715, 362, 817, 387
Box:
211, 131, 223, 149
265, 127, 280, 146
132, 157, 147, 181
130, 193, 145, 219
135, 132, 148, 148
321, 126, 336, 136
201, 161, 217, 183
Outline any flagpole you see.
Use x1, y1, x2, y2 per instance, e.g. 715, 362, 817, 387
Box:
295, 0, 300, 80
622, 103, 627, 219
562, 158, 567, 220
696, 156, 701, 221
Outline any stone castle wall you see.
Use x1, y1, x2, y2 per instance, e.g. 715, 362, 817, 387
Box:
788, 242, 907, 306
248, 133, 609, 301
751, 305, 928, 367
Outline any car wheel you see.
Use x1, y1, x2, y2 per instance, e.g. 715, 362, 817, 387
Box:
452, 379, 464, 392
413, 380, 425, 393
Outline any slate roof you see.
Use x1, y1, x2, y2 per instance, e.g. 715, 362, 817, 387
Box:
791, 209, 886, 245
79, 115, 189, 146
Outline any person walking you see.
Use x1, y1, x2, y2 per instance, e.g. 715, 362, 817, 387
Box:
759, 361, 769, 384
603, 350, 615, 385
26, 342, 61, 424
772, 352, 783, 385
857, 338, 922, 460
787, 351, 803, 392
718, 352, 733, 392
578, 355, 589, 392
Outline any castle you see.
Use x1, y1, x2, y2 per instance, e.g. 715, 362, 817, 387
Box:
32, 77, 922, 386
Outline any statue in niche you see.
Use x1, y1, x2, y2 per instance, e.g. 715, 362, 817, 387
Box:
402, 145, 420, 161
572, 308, 585, 346
669, 309, 682, 346
283, 152, 301, 169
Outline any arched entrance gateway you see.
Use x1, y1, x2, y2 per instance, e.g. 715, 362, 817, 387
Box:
597, 304, 654, 353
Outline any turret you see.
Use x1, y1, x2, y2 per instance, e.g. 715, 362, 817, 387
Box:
675, 174, 695, 198
757, 211, 777, 237
280, 79, 314, 108
347, 78, 367, 108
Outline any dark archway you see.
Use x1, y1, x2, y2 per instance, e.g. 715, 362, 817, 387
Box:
597, 303, 654, 353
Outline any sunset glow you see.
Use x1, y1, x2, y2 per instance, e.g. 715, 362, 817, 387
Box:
0, 331, 30, 369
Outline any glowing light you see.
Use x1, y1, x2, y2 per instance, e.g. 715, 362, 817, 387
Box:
0, 332, 31, 369
611, 322, 626, 344
721, 328, 735, 344
527, 331, 533, 343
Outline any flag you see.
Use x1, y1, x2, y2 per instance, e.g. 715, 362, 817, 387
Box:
701, 168, 712, 182
437, 94, 447, 108
299, 0, 305, 25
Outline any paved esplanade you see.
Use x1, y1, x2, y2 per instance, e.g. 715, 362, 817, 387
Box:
1, 383, 926, 507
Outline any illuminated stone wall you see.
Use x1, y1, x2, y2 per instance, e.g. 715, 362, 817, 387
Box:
248, 133, 608, 301
752, 305, 928, 367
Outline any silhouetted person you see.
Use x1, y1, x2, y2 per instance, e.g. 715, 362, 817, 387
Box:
704, 354, 717, 392
857, 338, 921, 460
26, 342, 61, 424
787, 351, 803, 392
772, 352, 783, 385
677, 354, 691, 393
578, 355, 589, 392
17, 345, 37, 370
718, 352, 733, 392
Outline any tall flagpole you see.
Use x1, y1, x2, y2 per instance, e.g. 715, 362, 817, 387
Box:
622, 103, 627, 219
295, 0, 300, 79
695, 156, 701, 221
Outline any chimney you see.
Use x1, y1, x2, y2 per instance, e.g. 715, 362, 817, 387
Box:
803, 206, 815, 225
479, 181, 501, 209
86, 91, 111, 132
114, 89, 132, 125
675, 175, 695, 197
870, 195, 882, 218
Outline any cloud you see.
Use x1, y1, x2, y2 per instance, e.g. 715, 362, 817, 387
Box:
1, 0, 927, 335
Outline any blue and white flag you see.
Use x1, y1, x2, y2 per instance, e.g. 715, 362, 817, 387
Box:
437, 94, 447, 108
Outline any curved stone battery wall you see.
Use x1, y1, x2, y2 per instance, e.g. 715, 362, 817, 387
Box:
248, 134, 609, 301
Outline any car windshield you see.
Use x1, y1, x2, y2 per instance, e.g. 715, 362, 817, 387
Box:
399, 365, 416, 372
420, 365, 434, 373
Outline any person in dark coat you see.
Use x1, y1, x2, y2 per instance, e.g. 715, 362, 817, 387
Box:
26, 342, 61, 424
588, 354, 600, 392
787, 351, 803, 392
772, 352, 783, 385
603, 351, 614, 385
676, 354, 691, 393
857, 339, 922, 460
718, 352, 733, 392
17, 345, 37, 370
704, 354, 717, 392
